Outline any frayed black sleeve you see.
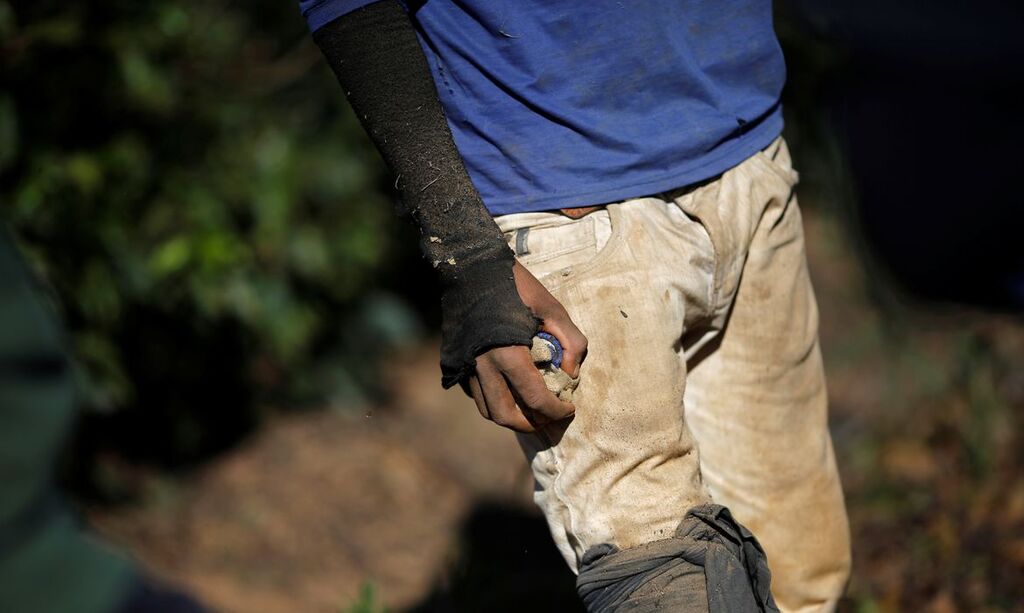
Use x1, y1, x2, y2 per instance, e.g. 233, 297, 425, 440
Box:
312, 0, 538, 387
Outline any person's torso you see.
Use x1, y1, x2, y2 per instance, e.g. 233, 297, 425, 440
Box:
408, 0, 787, 214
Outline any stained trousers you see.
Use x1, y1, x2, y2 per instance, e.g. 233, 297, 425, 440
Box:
495, 138, 851, 612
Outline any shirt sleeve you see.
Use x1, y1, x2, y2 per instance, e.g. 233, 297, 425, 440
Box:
310, 0, 538, 387
299, 0, 380, 32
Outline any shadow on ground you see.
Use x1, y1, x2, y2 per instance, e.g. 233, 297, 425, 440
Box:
409, 502, 584, 613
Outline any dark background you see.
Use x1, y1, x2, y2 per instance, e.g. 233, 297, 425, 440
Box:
2, 1, 1023, 611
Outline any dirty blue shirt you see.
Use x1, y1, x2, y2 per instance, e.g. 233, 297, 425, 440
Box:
301, 0, 786, 215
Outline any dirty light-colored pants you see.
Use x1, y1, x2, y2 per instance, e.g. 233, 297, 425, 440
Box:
495, 138, 851, 612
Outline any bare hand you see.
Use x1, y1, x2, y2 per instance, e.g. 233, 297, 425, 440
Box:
466, 261, 588, 432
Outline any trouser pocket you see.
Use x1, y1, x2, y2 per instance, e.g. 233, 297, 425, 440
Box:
498, 209, 615, 282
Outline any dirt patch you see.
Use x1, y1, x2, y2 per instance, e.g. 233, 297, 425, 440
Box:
89, 347, 539, 612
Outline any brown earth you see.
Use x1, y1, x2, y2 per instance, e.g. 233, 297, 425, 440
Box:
88, 343, 548, 612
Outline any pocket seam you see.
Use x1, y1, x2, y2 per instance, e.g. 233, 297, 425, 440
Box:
672, 194, 721, 312
538, 207, 626, 293
752, 148, 799, 187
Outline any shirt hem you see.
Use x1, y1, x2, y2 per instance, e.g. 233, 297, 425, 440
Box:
482, 111, 784, 216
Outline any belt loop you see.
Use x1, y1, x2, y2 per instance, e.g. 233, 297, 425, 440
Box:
514, 227, 530, 256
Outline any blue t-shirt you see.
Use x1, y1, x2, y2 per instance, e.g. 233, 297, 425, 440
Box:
302, 0, 786, 215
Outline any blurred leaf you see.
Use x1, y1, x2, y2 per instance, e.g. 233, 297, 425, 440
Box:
65, 153, 104, 194
78, 260, 122, 325
150, 236, 192, 277
0, 2, 14, 39
72, 331, 132, 412
344, 583, 387, 613
118, 47, 176, 112
23, 16, 81, 46
157, 5, 189, 38
288, 225, 330, 278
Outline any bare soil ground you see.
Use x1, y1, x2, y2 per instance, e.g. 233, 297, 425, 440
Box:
89, 208, 1024, 612
88, 344, 551, 612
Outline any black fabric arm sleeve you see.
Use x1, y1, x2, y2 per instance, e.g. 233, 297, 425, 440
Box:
312, 0, 538, 388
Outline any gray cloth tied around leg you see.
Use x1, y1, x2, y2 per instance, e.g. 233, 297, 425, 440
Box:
576, 505, 780, 613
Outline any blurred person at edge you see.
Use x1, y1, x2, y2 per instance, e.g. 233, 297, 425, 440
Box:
302, 1, 849, 612
0, 233, 209, 612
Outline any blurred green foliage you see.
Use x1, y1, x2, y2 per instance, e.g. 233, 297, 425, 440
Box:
1, 1, 419, 462
344, 583, 388, 613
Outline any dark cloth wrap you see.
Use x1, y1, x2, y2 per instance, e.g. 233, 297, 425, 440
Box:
577, 505, 780, 613
312, 0, 538, 387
